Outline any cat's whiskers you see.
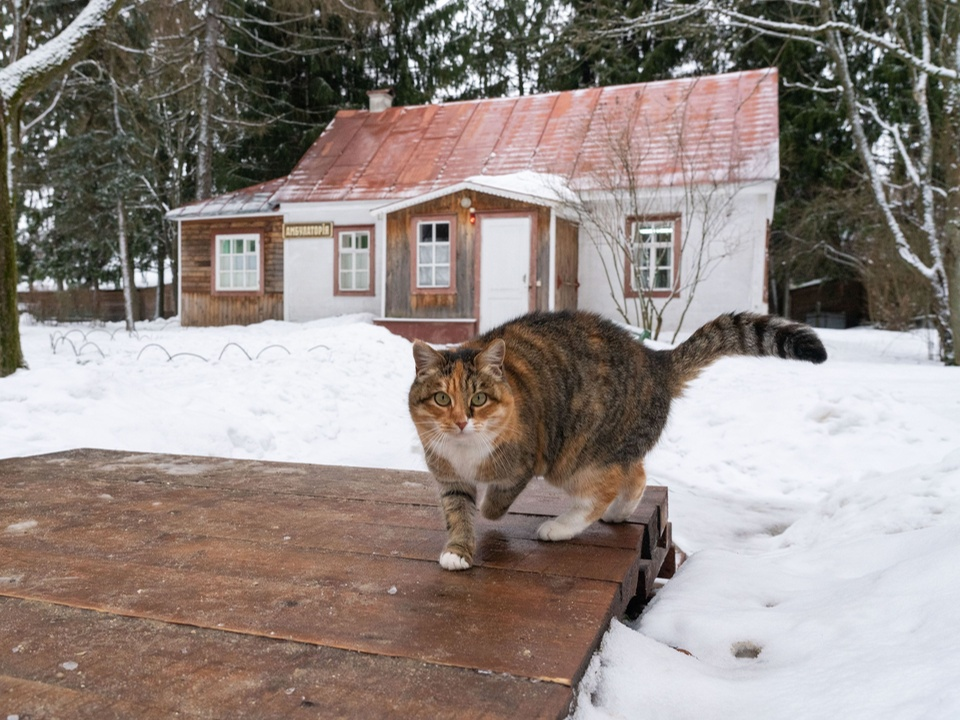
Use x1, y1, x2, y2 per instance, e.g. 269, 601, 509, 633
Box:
421, 424, 451, 460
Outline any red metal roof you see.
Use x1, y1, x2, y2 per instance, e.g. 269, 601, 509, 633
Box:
168, 69, 778, 219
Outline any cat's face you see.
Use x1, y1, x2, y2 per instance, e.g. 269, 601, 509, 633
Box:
408, 340, 516, 467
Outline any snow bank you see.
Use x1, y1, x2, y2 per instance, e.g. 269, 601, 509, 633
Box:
2, 316, 958, 718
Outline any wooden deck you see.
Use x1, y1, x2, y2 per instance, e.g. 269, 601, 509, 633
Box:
0, 449, 674, 719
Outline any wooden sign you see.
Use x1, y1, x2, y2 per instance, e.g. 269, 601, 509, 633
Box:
283, 222, 333, 239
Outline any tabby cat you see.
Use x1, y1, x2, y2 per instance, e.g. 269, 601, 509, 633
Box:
409, 310, 826, 571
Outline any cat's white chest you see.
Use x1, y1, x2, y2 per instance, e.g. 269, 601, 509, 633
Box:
438, 434, 491, 481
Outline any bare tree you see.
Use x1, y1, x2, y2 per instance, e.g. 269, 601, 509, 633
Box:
611, 0, 959, 364
0, 0, 127, 377
563, 80, 769, 342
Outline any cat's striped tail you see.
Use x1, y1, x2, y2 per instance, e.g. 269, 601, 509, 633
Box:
666, 312, 827, 395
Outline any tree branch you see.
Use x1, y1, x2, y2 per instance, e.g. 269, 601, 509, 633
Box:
0, 0, 128, 106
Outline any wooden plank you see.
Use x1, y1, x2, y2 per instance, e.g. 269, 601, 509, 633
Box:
0, 449, 673, 719
4, 448, 666, 533
0, 483, 645, 584
0, 450, 665, 610
0, 598, 571, 720
0, 677, 160, 720
0, 545, 612, 685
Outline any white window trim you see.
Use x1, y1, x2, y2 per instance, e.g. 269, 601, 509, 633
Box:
416, 220, 452, 289
629, 220, 676, 293
215, 233, 261, 292
338, 230, 371, 292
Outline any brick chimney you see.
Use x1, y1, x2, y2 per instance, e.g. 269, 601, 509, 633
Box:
367, 88, 395, 113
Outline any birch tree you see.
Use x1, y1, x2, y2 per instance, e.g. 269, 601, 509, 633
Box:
610, 0, 959, 363
0, 0, 127, 377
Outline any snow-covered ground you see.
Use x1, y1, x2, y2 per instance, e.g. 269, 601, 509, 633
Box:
2, 313, 958, 719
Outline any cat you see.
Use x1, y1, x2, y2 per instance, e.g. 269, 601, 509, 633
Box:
408, 310, 826, 571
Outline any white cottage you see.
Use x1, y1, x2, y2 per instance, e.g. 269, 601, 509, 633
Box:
167, 69, 779, 342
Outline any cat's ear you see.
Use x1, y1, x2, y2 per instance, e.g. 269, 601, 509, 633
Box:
477, 339, 506, 379
412, 340, 443, 376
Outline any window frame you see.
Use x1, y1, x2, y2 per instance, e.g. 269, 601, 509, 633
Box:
213, 232, 263, 295
624, 215, 681, 299
410, 214, 457, 296
334, 225, 376, 297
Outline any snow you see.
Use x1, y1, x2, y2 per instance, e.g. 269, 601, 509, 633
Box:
2, 313, 959, 718
0, 0, 121, 103
374, 170, 576, 217
461, 170, 576, 204
4, 519, 37, 534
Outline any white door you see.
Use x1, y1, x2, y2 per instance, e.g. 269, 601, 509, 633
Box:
479, 216, 532, 332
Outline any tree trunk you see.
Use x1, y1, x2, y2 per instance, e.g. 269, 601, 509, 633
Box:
196, 0, 224, 202
116, 197, 136, 332
0, 107, 26, 376
156, 236, 166, 319
945, 238, 960, 365
169, 223, 179, 316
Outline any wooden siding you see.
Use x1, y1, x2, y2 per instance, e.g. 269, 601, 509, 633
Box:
180, 216, 283, 326
789, 279, 867, 328
374, 319, 478, 344
181, 291, 285, 327
385, 193, 551, 321
555, 218, 579, 311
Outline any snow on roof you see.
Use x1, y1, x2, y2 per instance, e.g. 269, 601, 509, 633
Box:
373, 171, 575, 216
165, 177, 286, 221
168, 69, 779, 220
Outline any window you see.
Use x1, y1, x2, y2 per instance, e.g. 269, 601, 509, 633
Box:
335, 227, 375, 296
416, 220, 452, 289
339, 230, 370, 292
216, 234, 260, 292
626, 218, 679, 297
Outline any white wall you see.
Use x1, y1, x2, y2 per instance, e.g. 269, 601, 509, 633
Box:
575, 182, 775, 340
282, 202, 384, 322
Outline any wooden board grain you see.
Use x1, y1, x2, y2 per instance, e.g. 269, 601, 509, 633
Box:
0, 597, 570, 720
0, 449, 674, 719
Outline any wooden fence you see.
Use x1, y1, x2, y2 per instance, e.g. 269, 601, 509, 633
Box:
18, 287, 177, 323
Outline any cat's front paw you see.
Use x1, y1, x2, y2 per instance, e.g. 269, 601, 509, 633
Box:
537, 519, 578, 542
439, 551, 472, 571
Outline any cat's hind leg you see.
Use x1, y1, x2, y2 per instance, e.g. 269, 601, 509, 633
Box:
538, 464, 621, 541
601, 460, 647, 523
480, 477, 531, 520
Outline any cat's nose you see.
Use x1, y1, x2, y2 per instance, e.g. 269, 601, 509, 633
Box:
455, 420, 467, 431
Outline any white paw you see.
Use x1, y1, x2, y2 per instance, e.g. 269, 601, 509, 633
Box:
439, 551, 471, 571
602, 507, 630, 523
602, 497, 641, 523
537, 519, 578, 542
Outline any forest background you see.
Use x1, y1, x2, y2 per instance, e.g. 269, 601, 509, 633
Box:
2, 0, 956, 362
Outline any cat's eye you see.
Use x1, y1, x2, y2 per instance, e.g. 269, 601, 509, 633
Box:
470, 392, 487, 407
434, 392, 452, 406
